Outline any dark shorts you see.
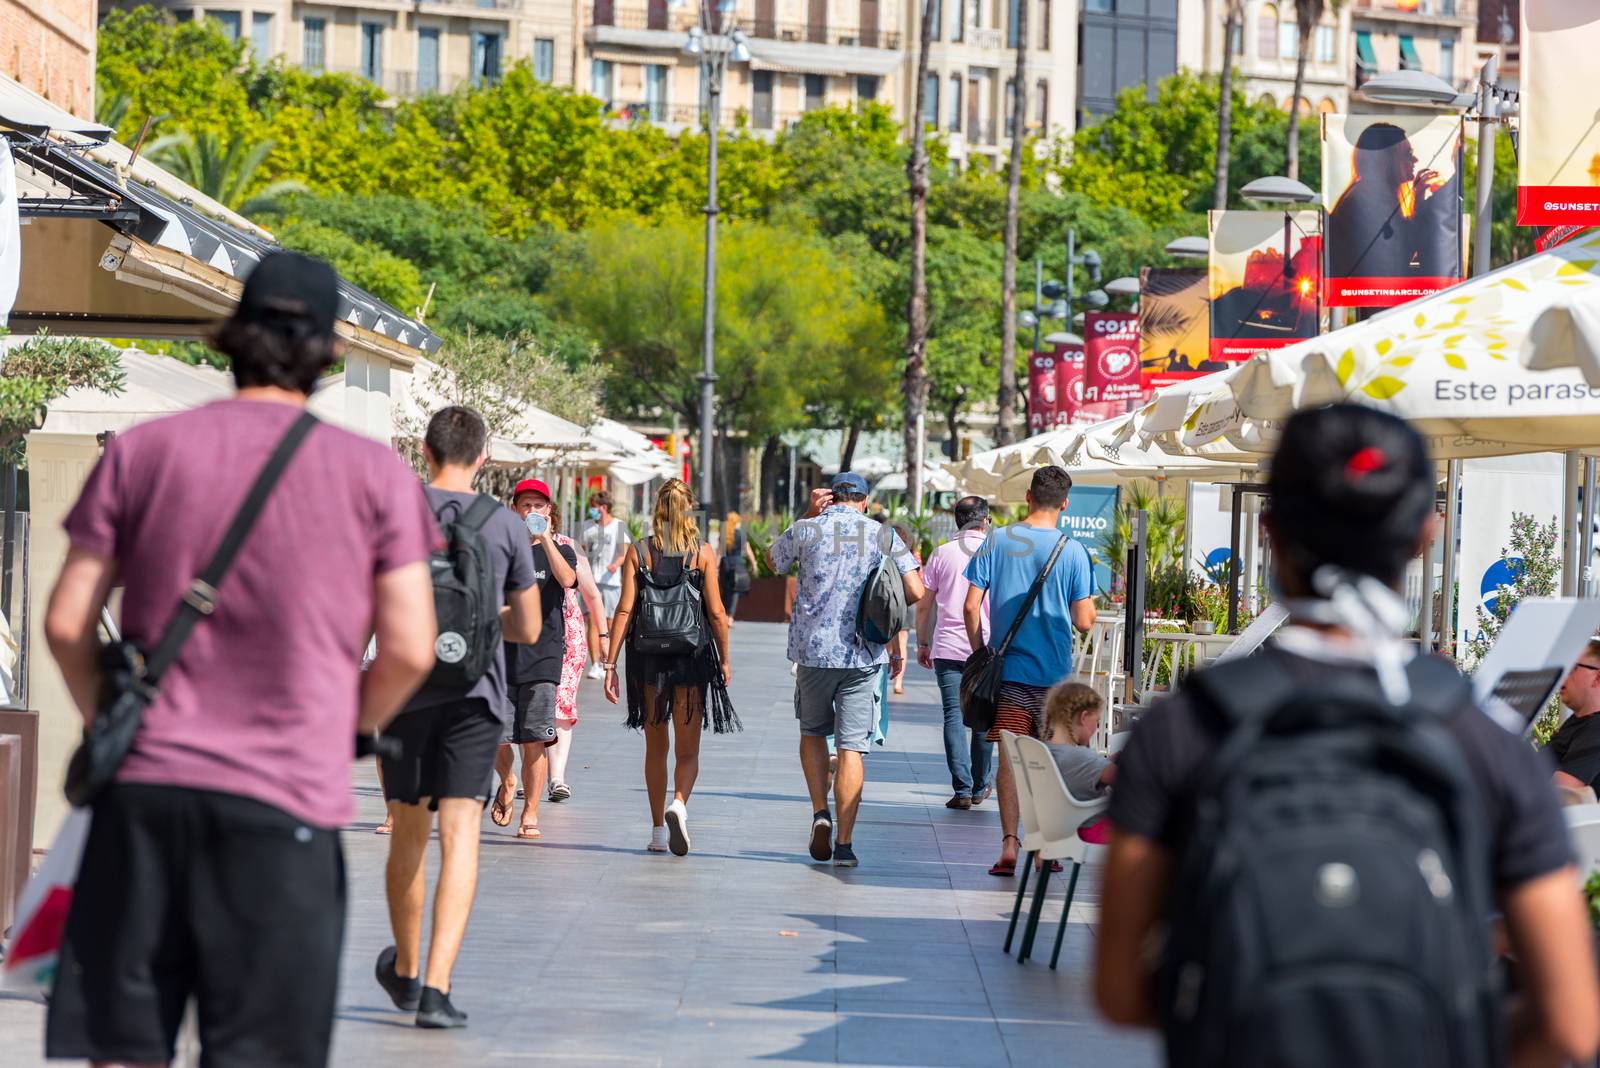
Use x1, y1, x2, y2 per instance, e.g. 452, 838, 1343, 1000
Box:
47, 784, 345, 1068
507, 680, 558, 746
380, 698, 500, 809
986, 681, 1049, 742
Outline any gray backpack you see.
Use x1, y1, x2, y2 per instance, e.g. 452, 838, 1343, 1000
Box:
855, 529, 907, 646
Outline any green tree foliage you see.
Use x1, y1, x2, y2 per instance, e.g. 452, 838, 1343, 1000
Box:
146, 130, 306, 212
0, 334, 126, 451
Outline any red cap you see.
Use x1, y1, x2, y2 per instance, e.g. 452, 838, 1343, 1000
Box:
513, 478, 552, 501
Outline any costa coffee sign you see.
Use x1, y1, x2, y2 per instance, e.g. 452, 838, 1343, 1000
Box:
1083, 312, 1142, 405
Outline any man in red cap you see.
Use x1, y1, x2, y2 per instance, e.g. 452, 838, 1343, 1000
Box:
491, 478, 577, 838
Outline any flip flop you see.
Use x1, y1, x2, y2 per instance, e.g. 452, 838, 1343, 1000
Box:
375, 820, 392, 835
989, 859, 1016, 877
490, 777, 516, 827
516, 824, 542, 840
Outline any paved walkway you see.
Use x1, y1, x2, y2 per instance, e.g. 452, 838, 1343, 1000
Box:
2, 623, 1158, 1067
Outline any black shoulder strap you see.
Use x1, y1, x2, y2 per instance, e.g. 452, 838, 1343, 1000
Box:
1183, 651, 1303, 729
455, 493, 500, 534
994, 534, 1070, 657
143, 410, 319, 683
1401, 653, 1474, 722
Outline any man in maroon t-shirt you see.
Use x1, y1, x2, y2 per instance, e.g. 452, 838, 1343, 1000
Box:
41, 253, 440, 1068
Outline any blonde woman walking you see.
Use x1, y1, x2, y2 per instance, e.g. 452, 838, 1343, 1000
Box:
603, 480, 737, 855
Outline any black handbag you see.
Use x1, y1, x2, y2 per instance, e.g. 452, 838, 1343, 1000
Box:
960, 533, 1069, 732
63, 411, 319, 807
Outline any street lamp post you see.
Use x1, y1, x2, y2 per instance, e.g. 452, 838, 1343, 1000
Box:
683, 9, 750, 523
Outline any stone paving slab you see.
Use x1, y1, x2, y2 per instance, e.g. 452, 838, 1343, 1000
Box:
0, 622, 1160, 1067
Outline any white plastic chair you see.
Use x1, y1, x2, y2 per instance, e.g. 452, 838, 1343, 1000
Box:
1015, 735, 1110, 968
1564, 804, 1600, 877
999, 730, 1046, 954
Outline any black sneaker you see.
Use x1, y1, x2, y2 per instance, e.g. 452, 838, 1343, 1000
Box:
833, 843, 859, 868
809, 810, 833, 862
375, 945, 420, 1012
415, 986, 468, 1029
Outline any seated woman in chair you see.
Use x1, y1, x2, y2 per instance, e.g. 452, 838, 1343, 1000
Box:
1043, 681, 1116, 844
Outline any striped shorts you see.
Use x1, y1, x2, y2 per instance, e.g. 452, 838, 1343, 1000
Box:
986, 681, 1050, 743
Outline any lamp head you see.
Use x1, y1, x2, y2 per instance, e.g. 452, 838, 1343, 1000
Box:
1240, 175, 1318, 204
683, 25, 704, 54
1081, 289, 1110, 309
1164, 236, 1209, 259
1359, 69, 1475, 109
1040, 279, 1066, 300
1104, 276, 1142, 298
729, 28, 751, 62
1018, 309, 1039, 329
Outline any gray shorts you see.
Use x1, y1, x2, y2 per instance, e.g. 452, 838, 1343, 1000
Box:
794, 665, 879, 753
599, 584, 622, 619
507, 681, 558, 746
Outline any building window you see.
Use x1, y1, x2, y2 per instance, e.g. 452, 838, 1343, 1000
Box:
922, 73, 938, 127
1278, 16, 1299, 58
1038, 0, 1049, 50
753, 70, 774, 129
1228, 17, 1242, 54
965, 0, 980, 30
948, 74, 962, 131
855, 75, 879, 102
1084, 0, 1111, 11
1035, 78, 1047, 130
1006, 0, 1020, 47
360, 24, 383, 84
930, 0, 941, 41
805, 74, 827, 111
591, 59, 613, 104
211, 10, 242, 42
951, 0, 963, 40
1005, 78, 1016, 131
644, 64, 668, 120
1439, 38, 1454, 80
1315, 23, 1334, 63
1354, 29, 1376, 85
250, 13, 272, 56
533, 39, 555, 82
418, 28, 440, 93
472, 32, 503, 86
1398, 34, 1421, 70
1258, 3, 1278, 59
173, 8, 193, 21
302, 18, 325, 71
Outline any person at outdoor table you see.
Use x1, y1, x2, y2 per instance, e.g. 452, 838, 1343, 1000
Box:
1547, 637, 1600, 796
1095, 404, 1600, 1068
962, 466, 1096, 878
916, 494, 994, 809
1043, 681, 1113, 844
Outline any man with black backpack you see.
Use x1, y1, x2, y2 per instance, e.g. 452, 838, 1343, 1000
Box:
1096, 405, 1600, 1068
376, 405, 540, 1029
769, 472, 924, 868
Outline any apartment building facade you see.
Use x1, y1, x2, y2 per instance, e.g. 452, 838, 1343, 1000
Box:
1351, 0, 1478, 106
1177, 0, 1351, 116
2, 0, 97, 118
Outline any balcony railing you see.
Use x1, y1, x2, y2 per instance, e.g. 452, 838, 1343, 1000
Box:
610, 100, 805, 130
328, 66, 483, 97
1351, 0, 1462, 16
589, 6, 898, 48
415, 0, 522, 12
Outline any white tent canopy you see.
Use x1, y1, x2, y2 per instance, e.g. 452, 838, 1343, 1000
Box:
38, 348, 233, 436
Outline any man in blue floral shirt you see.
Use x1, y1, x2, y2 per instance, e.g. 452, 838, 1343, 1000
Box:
769, 472, 924, 868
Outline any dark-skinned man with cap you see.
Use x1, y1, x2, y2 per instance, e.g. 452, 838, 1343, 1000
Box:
490, 477, 577, 839
42, 252, 441, 1066
768, 473, 925, 868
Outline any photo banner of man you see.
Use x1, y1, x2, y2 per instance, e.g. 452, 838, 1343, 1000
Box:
1322, 113, 1464, 306
1083, 312, 1143, 405
1053, 338, 1085, 425
1519, 1, 1600, 226
1026, 349, 1060, 434
1138, 266, 1212, 388
1208, 210, 1322, 361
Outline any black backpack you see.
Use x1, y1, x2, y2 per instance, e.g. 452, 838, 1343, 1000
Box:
423, 494, 502, 690
631, 537, 705, 657
1159, 651, 1499, 1068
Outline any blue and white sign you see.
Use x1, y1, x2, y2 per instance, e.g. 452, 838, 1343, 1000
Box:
1059, 485, 1118, 593
1457, 454, 1563, 657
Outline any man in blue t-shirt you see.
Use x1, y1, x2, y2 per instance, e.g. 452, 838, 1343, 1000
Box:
962, 465, 1096, 877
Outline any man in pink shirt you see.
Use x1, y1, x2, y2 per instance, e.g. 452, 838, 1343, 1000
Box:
42, 253, 441, 1067
915, 496, 994, 810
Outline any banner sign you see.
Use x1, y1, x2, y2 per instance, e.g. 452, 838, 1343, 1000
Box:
1536, 224, 1592, 252
1083, 312, 1142, 405
1519, 1, 1600, 226
1456, 454, 1563, 655
1058, 484, 1118, 594
1322, 113, 1464, 307
1026, 349, 1060, 434
1054, 339, 1085, 424
1208, 211, 1322, 361
1139, 266, 1213, 389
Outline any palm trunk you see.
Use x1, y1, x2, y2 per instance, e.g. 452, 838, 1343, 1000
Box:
995, 0, 1028, 447
1285, 25, 1312, 180
1213, 2, 1239, 210
840, 424, 862, 472
904, 0, 935, 502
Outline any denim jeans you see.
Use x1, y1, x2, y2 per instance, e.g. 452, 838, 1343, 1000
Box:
934, 658, 995, 798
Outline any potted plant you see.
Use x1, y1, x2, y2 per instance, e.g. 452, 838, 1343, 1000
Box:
734, 514, 798, 623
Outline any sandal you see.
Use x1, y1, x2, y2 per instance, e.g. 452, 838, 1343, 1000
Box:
516, 823, 542, 840
989, 834, 1021, 877
490, 776, 516, 827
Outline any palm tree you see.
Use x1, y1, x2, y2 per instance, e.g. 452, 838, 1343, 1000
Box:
1213, 0, 1243, 209
904, 0, 936, 501
995, 0, 1029, 447
147, 129, 307, 214
1285, 0, 1345, 180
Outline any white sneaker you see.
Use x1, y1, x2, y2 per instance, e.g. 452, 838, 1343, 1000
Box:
665, 799, 691, 856
548, 781, 572, 803
648, 826, 669, 852
586, 664, 604, 680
